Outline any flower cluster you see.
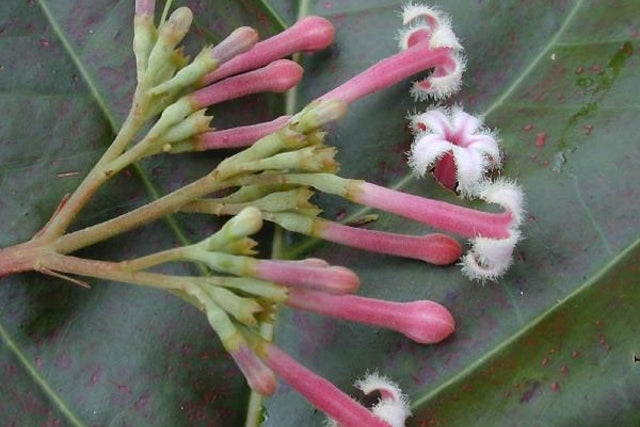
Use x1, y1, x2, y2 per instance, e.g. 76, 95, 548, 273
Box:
0, 1, 526, 426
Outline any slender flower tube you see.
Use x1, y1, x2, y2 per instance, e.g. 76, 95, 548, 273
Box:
258, 342, 392, 427
182, 249, 360, 294
265, 212, 461, 265
286, 289, 455, 344
135, 0, 155, 16
190, 59, 303, 109
319, 43, 457, 105
201, 16, 335, 86
317, 5, 463, 104
252, 259, 360, 294
408, 106, 501, 194
281, 174, 514, 239
275, 173, 524, 280
228, 341, 278, 396
164, 115, 291, 152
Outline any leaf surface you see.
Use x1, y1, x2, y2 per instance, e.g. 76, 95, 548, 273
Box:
0, 0, 638, 426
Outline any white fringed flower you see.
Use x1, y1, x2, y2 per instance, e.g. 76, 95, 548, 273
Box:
326, 372, 411, 427
399, 4, 462, 51
408, 107, 501, 195
397, 3, 465, 100
460, 179, 525, 281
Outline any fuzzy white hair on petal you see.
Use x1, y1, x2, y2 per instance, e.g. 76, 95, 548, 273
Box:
324, 372, 411, 427
408, 135, 452, 177
410, 54, 465, 100
461, 230, 522, 281
355, 372, 411, 427
401, 3, 446, 28
428, 24, 463, 50
476, 179, 526, 225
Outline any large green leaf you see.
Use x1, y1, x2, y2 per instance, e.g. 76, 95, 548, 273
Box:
1, 0, 638, 426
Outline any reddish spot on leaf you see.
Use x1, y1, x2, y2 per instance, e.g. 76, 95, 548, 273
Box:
559, 365, 569, 375
134, 393, 150, 411
550, 382, 561, 392
182, 344, 192, 356
519, 381, 541, 403
535, 132, 546, 148
523, 124, 533, 132
117, 384, 131, 394
584, 124, 593, 135
571, 350, 580, 358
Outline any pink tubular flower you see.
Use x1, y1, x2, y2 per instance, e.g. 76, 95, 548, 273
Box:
192, 115, 291, 151
280, 173, 524, 280
190, 59, 303, 109
229, 342, 277, 396
266, 212, 461, 265
408, 106, 501, 194
311, 218, 461, 266
201, 16, 335, 86
135, 0, 155, 16
259, 343, 393, 427
319, 43, 458, 105
252, 259, 359, 294
285, 289, 455, 344
209, 26, 260, 65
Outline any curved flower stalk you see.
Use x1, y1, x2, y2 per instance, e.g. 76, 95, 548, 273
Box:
408, 106, 501, 194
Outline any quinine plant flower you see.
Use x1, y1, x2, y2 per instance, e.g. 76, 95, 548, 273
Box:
0, 1, 526, 426
408, 106, 502, 195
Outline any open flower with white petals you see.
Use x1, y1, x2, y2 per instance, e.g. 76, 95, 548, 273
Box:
408, 107, 502, 195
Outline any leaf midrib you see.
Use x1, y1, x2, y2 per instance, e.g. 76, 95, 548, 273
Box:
411, 237, 640, 409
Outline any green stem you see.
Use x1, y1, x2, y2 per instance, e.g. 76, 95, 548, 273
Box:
121, 246, 186, 271
51, 173, 235, 254
38, 88, 149, 240
38, 251, 189, 291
